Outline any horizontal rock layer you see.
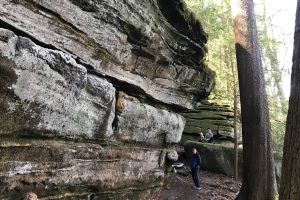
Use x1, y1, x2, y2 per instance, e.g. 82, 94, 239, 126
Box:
0, 139, 164, 199
0, 0, 214, 109
180, 101, 237, 141
0, 0, 214, 198
0, 26, 185, 199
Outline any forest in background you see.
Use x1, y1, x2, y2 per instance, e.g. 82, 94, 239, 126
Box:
184, 0, 296, 153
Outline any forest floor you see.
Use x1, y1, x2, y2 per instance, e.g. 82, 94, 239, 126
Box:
149, 169, 241, 200
146, 145, 242, 200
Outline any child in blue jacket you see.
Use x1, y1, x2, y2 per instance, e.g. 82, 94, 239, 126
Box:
191, 148, 201, 190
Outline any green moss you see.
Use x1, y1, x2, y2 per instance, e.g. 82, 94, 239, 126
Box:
0, 93, 25, 134
272, 195, 279, 200
0, 118, 20, 133
92, 48, 114, 62
184, 141, 243, 176
185, 119, 233, 127
181, 112, 229, 120
182, 126, 202, 134
0, 58, 20, 133
179, 134, 197, 146
274, 151, 283, 160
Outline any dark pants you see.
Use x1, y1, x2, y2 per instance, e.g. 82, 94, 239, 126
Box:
208, 137, 214, 143
191, 167, 200, 187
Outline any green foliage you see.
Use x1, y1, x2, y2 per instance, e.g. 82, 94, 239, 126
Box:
268, 97, 287, 152
184, 0, 288, 153
184, 0, 237, 103
255, 0, 289, 153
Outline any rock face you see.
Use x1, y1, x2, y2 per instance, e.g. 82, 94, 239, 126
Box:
115, 93, 185, 146
180, 100, 239, 144
0, 0, 212, 199
0, 0, 214, 109
0, 31, 116, 139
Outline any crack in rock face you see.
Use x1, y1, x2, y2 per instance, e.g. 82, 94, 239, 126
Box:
0, 0, 215, 199
0, 0, 215, 109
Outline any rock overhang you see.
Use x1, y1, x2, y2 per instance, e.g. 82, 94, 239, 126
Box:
0, 0, 216, 199
0, 0, 215, 109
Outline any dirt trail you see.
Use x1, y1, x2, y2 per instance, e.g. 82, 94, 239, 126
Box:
148, 169, 241, 200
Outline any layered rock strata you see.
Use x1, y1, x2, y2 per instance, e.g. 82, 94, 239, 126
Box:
0, 0, 214, 109
180, 100, 238, 143
0, 0, 213, 199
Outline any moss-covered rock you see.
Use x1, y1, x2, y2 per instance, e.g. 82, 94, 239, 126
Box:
184, 141, 243, 177
180, 100, 240, 141
184, 141, 282, 185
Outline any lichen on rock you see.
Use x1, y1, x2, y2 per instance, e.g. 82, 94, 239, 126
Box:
114, 92, 185, 146
0, 0, 214, 199
0, 0, 214, 109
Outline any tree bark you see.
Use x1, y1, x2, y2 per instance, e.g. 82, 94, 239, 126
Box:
231, 0, 278, 199
279, 1, 300, 199
231, 57, 239, 181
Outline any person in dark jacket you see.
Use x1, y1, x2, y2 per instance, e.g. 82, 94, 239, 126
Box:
191, 148, 201, 190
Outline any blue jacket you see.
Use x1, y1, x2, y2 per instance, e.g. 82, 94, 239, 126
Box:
191, 152, 201, 169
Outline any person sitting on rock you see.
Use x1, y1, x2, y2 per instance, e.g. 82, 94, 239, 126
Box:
198, 132, 204, 142
205, 128, 214, 143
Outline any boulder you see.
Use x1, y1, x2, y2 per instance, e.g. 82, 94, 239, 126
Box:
184, 141, 283, 185
167, 150, 179, 161
184, 141, 243, 177
114, 93, 185, 146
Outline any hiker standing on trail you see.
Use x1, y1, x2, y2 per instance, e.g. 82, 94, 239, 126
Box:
191, 148, 201, 190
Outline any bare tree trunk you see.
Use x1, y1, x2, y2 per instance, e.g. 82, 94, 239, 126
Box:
231, 0, 278, 199
233, 76, 239, 181
231, 58, 239, 181
279, 1, 300, 199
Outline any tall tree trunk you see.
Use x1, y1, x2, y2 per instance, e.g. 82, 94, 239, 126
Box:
279, 1, 300, 199
231, 0, 278, 199
231, 59, 239, 181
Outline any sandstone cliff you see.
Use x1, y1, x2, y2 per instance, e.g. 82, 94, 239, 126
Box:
180, 100, 238, 144
0, 0, 214, 199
